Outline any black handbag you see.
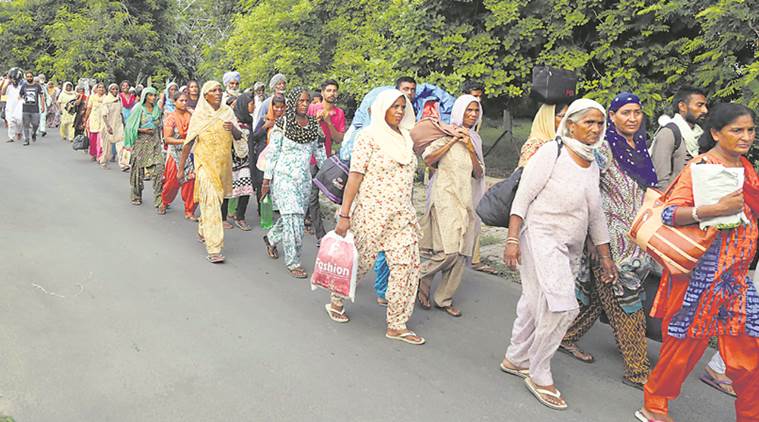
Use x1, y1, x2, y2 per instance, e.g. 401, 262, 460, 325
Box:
72, 134, 89, 151
476, 140, 563, 228
531, 66, 577, 104
313, 155, 350, 205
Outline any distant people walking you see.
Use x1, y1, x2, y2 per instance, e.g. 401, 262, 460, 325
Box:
19, 71, 45, 145
124, 87, 163, 208
100, 83, 124, 169
57, 82, 77, 143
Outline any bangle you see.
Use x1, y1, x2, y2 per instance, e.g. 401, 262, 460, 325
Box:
339, 213, 350, 219
506, 237, 519, 243
691, 207, 701, 222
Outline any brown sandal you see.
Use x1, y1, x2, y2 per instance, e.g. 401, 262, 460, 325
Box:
207, 254, 225, 264
288, 267, 308, 279
157, 205, 167, 215
417, 292, 432, 310
559, 342, 594, 363
263, 236, 279, 259
435, 304, 462, 317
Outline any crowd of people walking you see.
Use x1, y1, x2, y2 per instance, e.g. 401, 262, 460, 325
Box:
1, 66, 757, 421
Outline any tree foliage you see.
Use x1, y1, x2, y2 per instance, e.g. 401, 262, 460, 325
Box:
211, 0, 758, 115
0, 0, 756, 114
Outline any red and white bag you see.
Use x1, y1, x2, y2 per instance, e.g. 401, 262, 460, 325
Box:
311, 230, 358, 302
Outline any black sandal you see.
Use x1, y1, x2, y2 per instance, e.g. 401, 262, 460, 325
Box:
263, 236, 279, 259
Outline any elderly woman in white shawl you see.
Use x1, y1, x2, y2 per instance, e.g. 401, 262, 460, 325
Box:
330, 89, 425, 346
499, 99, 617, 411
417, 95, 485, 318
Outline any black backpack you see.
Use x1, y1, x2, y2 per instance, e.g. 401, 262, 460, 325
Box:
476, 139, 563, 228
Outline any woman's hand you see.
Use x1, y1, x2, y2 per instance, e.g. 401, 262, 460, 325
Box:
503, 243, 520, 271
716, 190, 744, 216
223, 121, 233, 132
259, 180, 270, 199
599, 256, 618, 284
335, 215, 351, 237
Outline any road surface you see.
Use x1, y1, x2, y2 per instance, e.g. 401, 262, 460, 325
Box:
0, 132, 731, 421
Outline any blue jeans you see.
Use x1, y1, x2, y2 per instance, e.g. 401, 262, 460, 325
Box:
374, 251, 390, 299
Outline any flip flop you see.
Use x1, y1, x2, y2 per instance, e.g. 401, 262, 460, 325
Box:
288, 267, 308, 279
376, 297, 388, 307
325, 304, 349, 323
263, 236, 279, 259
524, 377, 567, 411
386, 330, 425, 345
207, 254, 225, 264
472, 262, 499, 275
435, 304, 462, 317
499, 361, 530, 379
634, 409, 667, 422
235, 219, 252, 231
699, 372, 737, 398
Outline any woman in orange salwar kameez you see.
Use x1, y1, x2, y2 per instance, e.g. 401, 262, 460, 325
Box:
636, 103, 759, 422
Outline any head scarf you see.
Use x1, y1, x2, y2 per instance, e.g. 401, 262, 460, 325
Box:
274, 87, 321, 144
104, 83, 120, 104
58, 82, 77, 112
163, 82, 178, 113
269, 73, 286, 91
123, 87, 160, 148
604, 92, 658, 188
179, 85, 187, 94
233, 92, 254, 126
556, 98, 607, 161
254, 82, 265, 92
363, 89, 416, 165
527, 104, 558, 144
451, 94, 486, 206
186, 80, 237, 143
451, 94, 484, 165
223, 71, 241, 87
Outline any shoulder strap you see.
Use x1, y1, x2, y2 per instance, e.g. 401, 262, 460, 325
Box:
665, 122, 682, 151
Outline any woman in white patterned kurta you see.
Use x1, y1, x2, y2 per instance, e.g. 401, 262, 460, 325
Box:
261, 88, 326, 278
330, 89, 425, 346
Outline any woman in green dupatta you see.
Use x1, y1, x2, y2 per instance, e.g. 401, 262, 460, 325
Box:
124, 87, 164, 208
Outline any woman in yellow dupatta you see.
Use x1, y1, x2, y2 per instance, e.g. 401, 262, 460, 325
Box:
178, 80, 239, 263
517, 102, 569, 167
57, 82, 77, 142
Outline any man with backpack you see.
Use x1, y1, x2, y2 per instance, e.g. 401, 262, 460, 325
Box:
649, 86, 708, 190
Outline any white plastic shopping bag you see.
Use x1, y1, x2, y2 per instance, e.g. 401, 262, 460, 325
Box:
311, 230, 359, 302
691, 164, 747, 229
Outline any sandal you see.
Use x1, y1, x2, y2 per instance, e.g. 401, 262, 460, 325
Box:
157, 205, 167, 215
622, 378, 645, 391
288, 267, 308, 279
185, 213, 199, 221
325, 303, 349, 323
207, 254, 225, 264
499, 360, 530, 379
417, 291, 432, 310
700, 370, 737, 397
559, 341, 595, 363
524, 377, 568, 411
235, 219, 252, 231
223, 221, 234, 229
376, 297, 388, 307
131, 199, 142, 206
472, 262, 499, 275
386, 330, 425, 345
435, 304, 462, 317
634, 409, 670, 422
263, 236, 279, 259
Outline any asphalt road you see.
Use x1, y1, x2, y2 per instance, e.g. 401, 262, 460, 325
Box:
0, 130, 731, 421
